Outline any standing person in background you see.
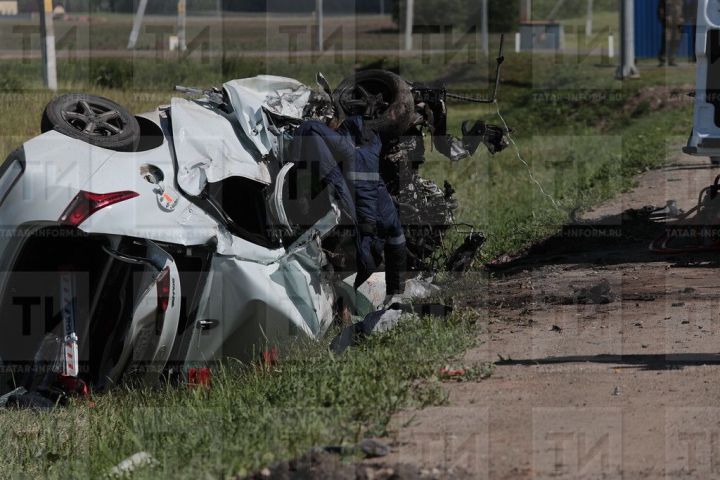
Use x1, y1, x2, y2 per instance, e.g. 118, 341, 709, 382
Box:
659, 0, 684, 66
685, 0, 698, 62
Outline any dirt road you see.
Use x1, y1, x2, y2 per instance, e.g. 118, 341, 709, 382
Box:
380, 153, 720, 479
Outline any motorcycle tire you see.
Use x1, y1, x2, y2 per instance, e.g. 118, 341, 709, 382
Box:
333, 70, 415, 138
41, 93, 141, 152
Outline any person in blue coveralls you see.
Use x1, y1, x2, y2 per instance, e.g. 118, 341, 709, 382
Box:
290, 105, 407, 298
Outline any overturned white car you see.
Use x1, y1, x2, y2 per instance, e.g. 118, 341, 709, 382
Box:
0, 69, 505, 403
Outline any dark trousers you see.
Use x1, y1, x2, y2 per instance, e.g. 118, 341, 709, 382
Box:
659, 20, 681, 64
354, 185, 407, 296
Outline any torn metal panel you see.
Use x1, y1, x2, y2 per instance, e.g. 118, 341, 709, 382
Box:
184, 251, 335, 364
171, 97, 271, 196
223, 75, 312, 156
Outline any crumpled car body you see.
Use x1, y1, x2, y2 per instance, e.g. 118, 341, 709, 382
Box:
0, 75, 375, 392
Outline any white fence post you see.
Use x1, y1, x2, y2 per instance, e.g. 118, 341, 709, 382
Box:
405, 0, 414, 51
39, 0, 57, 91
481, 0, 489, 55
316, 0, 324, 51
178, 0, 187, 52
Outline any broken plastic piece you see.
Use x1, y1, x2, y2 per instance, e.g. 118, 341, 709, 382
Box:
109, 452, 158, 477
188, 367, 212, 388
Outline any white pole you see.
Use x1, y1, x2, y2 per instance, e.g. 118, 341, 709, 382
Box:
547, 0, 565, 20
481, 0, 489, 55
128, 0, 149, 49
316, 0, 324, 51
178, 0, 187, 51
515, 32, 521, 52
616, 0, 638, 79
523, 0, 532, 21
39, 0, 57, 91
404, 0, 414, 50
585, 0, 593, 37
608, 32, 614, 58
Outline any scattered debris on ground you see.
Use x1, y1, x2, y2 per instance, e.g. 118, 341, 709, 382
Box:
571, 278, 615, 305
109, 452, 158, 478
438, 363, 494, 382
242, 446, 472, 480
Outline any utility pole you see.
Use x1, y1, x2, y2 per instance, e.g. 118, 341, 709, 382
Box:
316, 0, 324, 51
481, 0, 489, 55
380, 0, 384, 16
39, 0, 57, 91
127, 0, 149, 49
586, 0, 594, 37
616, 0, 639, 79
178, 0, 187, 52
547, 0, 566, 20
521, 0, 532, 22
405, 0, 414, 51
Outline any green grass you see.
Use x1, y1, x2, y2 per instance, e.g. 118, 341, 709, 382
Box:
0, 310, 483, 478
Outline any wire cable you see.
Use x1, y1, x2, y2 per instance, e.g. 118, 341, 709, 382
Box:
493, 100, 563, 212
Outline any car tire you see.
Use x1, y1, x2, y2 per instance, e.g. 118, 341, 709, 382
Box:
333, 70, 415, 138
41, 93, 141, 152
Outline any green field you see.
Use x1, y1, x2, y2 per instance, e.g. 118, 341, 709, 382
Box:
0, 44, 697, 476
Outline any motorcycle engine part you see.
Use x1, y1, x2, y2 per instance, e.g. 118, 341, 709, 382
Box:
396, 174, 458, 271
302, 90, 335, 122
446, 232, 486, 272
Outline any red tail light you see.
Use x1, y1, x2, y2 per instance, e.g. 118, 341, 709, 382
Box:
59, 190, 139, 227
188, 367, 212, 388
156, 267, 171, 313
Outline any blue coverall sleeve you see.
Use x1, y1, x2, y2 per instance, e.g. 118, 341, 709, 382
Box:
292, 120, 356, 167
312, 123, 357, 167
